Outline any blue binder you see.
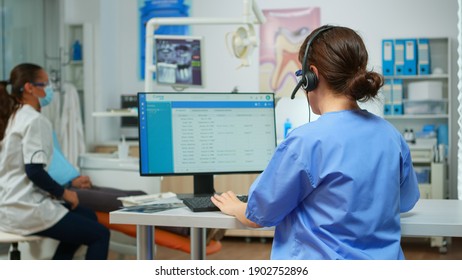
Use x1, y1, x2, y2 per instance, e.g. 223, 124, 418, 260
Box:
404, 39, 417, 75
382, 39, 394, 76
383, 79, 393, 115
394, 39, 405, 76
418, 38, 431, 75
392, 79, 403, 115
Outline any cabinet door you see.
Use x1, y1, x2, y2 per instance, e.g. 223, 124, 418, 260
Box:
160, 174, 259, 195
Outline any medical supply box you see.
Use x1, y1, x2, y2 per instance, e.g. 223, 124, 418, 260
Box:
403, 99, 447, 115
407, 81, 443, 100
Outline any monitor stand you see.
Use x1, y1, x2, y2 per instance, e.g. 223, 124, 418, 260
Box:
176, 174, 216, 199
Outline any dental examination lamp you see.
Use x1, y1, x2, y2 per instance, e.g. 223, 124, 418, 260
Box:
226, 24, 257, 69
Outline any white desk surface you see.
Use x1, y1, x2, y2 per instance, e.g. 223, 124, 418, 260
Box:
400, 199, 462, 237
110, 197, 251, 230
110, 198, 462, 237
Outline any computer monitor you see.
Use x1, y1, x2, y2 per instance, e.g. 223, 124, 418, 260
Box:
138, 92, 277, 195
154, 35, 204, 88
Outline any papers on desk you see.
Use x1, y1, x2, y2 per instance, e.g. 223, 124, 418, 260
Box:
117, 192, 177, 207
118, 192, 183, 213
120, 203, 185, 213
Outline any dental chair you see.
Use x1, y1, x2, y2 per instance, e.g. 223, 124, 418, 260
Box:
95, 212, 222, 257
78, 153, 222, 258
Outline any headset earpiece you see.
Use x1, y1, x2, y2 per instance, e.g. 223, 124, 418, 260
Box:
291, 25, 334, 99
302, 70, 318, 92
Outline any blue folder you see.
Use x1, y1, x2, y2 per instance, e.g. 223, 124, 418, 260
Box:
394, 39, 405, 76
392, 79, 403, 115
418, 38, 431, 75
383, 79, 393, 115
382, 39, 394, 76
404, 39, 417, 75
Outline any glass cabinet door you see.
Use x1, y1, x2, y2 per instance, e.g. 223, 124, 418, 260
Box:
0, 0, 47, 79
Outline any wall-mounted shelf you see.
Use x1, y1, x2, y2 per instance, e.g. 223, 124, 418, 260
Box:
92, 111, 138, 117
388, 74, 449, 80
384, 114, 448, 120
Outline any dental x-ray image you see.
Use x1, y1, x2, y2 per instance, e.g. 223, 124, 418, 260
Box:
155, 35, 203, 87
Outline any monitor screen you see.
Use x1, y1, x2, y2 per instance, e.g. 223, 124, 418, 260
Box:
138, 92, 276, 194
154, 35, 204, 87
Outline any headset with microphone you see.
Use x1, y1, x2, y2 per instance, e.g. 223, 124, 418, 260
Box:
291, 26, 334, 99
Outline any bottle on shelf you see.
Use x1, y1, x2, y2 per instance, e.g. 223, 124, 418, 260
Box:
118, 135, 129, 159
284, 118, 292, 139
72, 40, 82, 61
404, 128, 416, 144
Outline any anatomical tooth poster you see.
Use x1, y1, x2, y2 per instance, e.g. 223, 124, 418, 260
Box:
259, 7, 320, 97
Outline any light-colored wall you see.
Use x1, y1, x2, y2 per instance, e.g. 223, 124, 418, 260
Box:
93, 0, 460, 93
62, 0, 458, 137
62, 0, 459, 195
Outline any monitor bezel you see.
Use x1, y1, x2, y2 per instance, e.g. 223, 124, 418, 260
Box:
153, 35, 205, 89
137, 92, 277, 177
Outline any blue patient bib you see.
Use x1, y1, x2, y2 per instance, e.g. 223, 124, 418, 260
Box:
48, 132, 80, 185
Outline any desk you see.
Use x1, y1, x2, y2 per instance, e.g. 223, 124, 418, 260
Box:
400, 199, 462, 237
110, 198, 462, 260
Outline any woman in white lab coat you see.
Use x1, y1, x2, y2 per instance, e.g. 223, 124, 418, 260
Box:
0, 63, 110, 260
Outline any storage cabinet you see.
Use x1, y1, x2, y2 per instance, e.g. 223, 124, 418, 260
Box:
382, 37, 451, 200
63, 23, 96, 147
382, 37, 452, 253
411, 146, 448, 199
66, 25, 84, 91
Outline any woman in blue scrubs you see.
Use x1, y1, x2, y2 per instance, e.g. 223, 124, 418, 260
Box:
212, 25, 420, 259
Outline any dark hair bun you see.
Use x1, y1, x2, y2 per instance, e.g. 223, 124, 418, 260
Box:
347, 71, 384, 102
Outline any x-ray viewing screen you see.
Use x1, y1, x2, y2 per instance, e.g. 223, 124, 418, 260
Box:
154, 35, 204, 87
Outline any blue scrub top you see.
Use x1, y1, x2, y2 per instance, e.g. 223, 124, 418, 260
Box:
246, 110, 420, 259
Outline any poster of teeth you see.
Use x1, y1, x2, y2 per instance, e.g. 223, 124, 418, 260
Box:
259, 7, 320, 98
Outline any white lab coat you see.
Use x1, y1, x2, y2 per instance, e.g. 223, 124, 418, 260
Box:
0, 105, 68, 235
59, 83, 86, 167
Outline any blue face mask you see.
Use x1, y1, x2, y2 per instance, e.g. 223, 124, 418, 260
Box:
39, 85, 54, 107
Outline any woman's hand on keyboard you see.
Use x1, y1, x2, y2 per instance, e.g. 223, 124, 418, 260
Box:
211, 191, 242, 215
211, 191, 261, 228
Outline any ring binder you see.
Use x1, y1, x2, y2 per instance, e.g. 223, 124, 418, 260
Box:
404, 39, 417, 75
382, 39, 394, 76
418, 38, 431, 75
394, 39, 405, 76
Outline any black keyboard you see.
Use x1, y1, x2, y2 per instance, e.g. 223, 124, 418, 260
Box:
182, 195, 248, 212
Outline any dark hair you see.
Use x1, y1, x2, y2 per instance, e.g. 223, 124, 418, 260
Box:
0, 63, 43, 140
298, 25, 383, 102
